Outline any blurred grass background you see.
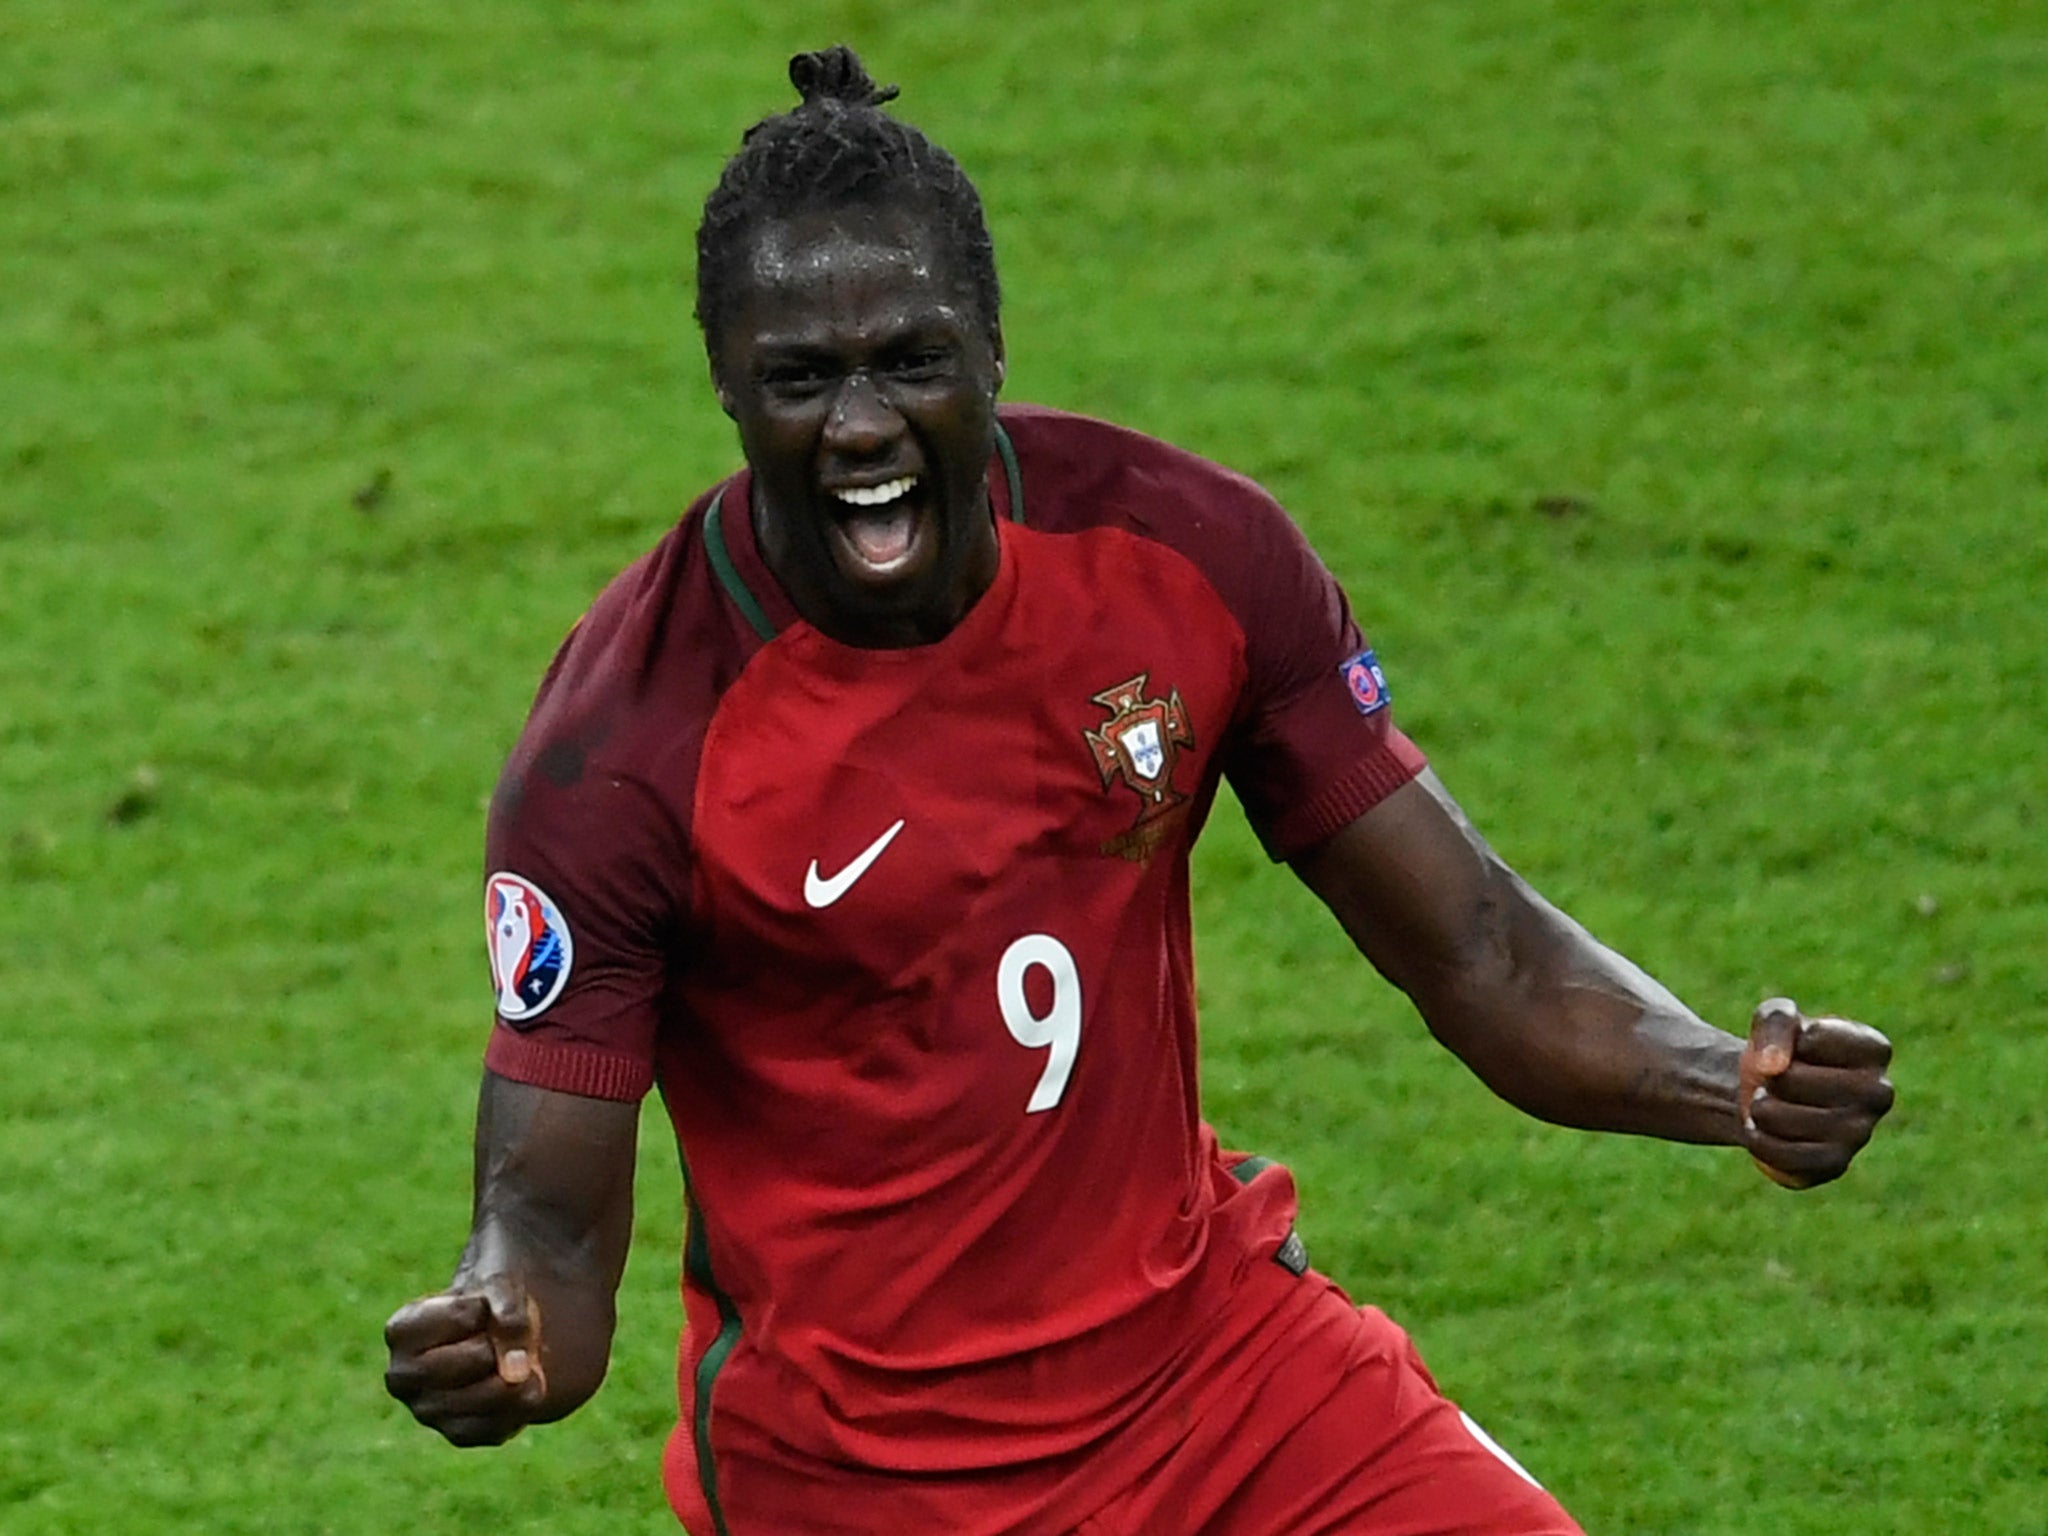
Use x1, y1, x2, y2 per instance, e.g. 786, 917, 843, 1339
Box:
3, 2, 2042, 1531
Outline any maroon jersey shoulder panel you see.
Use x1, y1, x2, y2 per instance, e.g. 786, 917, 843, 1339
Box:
482, 478, 768, 1101
997, 406, 1426, 858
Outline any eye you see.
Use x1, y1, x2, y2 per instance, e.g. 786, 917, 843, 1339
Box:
759, 361, 833, 397
889, 348, 954, 382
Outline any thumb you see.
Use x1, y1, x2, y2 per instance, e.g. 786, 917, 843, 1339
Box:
1743, 996, 1802, 1086
479, 1276, 545, 1390
1739, 997, 1811, 1190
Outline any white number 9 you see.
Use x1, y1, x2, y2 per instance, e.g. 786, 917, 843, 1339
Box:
997, 934, 1082, 1113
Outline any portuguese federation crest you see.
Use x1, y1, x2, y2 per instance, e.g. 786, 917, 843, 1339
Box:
486, 872, 573, 1025
1085, 673, 1195, 861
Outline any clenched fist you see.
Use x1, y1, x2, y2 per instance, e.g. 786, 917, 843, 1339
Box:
1737, 997, 1894, 1189
384, 1275, 548, 1447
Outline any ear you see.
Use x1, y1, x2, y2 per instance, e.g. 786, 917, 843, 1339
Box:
708, 359, 737, 418
989, 323, 1007, 392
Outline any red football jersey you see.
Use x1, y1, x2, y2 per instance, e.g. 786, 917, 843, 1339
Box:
482, 406, 1427, 1534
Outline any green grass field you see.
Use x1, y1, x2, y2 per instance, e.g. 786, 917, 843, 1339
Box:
5, 2, 2043, 1531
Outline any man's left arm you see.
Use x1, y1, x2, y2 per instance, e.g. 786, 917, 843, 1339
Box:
1289, 769, 1894, 1187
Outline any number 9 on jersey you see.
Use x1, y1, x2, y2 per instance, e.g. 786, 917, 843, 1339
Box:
997, 934, 1082, 1113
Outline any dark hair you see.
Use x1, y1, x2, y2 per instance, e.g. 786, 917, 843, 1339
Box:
694, 46, 1000, 353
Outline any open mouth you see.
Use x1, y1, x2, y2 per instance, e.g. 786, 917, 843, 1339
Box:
827, 474, 923, 575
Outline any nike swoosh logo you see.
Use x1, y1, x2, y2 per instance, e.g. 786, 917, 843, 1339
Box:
803, 818, 906, 909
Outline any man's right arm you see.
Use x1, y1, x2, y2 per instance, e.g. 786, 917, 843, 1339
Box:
384, 1070, 640, 1447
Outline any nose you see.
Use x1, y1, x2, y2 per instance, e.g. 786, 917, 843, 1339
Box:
823, 372, 901, 457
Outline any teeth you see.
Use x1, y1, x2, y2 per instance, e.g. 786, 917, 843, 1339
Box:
832, 476, 916, 508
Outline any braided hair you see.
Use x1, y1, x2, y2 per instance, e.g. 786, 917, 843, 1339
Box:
694, 46, 1001, 353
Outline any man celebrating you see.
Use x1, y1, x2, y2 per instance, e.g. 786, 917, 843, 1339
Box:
385, 47, 1893, 1535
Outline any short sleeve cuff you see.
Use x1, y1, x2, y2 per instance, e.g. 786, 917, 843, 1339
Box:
1257, 727, 1428, 862
485, 1027, 654, 1102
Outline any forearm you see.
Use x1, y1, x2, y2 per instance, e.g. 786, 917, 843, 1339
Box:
1294, 774, 1890, 1178
455, 1072, 639, 1418
1293, 772, 1747, 1147
1411, 868, 1745, 1144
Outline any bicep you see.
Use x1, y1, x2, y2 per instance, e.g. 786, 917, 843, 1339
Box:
1287, 769, 1525, 1010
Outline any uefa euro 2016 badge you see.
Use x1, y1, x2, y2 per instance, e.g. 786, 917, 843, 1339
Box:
486, 872, 574, 1025
1339, 648, 1391, 717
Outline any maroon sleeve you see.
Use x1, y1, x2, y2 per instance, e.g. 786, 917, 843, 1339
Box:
1114, 450, 1417, 860
1212, 492, 1426, 860
473, 599, 696, 1103
996, 406, 1426, 861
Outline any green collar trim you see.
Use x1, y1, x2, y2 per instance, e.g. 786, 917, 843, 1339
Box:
994, 420, 1025, 525
703, 488, 777, 642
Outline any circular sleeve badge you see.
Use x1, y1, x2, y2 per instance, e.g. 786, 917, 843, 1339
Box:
1338, 648, 1390, 716
485, 872, 575, 1024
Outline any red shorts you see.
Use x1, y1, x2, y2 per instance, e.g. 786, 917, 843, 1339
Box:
666, 1265, 1581, 1536
1074, 1277, 1582, 1536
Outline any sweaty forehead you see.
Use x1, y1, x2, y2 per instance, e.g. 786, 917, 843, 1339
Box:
735, 208, 976, 325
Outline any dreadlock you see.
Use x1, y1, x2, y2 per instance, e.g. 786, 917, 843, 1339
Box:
694, 46, 1001, 352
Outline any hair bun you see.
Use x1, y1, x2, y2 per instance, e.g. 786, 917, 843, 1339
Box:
788, 45, 900, 109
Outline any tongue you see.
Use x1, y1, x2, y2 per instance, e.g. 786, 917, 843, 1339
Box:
843, 503, 916, 567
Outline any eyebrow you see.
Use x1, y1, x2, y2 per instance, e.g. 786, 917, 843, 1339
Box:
747, 312, 967, 356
